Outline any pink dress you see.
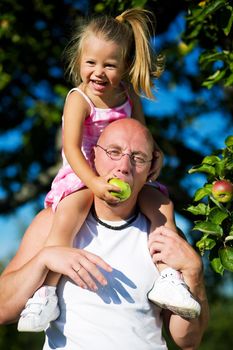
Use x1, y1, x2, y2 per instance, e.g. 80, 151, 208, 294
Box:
44, 87, 133, 211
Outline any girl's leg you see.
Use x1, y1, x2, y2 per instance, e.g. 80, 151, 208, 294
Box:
138, 183, 174, 271
18, 188, 93, 332
43, 188, 93, 286
138, 184, 201, 319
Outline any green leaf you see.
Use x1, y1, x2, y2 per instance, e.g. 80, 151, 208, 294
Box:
219, 247, 233, 272
199, 0, 226, 19
209, 248, 224, 275
201, 155, 221, 165
225, 161, 233, 171
228, 223, 233, 236
189, 0, 226, 24
185, 22, 203, 39
199, 51, 227, 68
193, 221, 223, 236
209, 195, 229, 211
196, 236, 216, 252
225, 73, 233, 87
202, 69, 226, 89
194, 185, 212, 201
132, 0, 147, 7
188, 163, 215, 175
223, 5, 233, 36
208, 207, 229, 225
214, 159, 227, 177
186, 203, 209, 215
225, 135, 233, 147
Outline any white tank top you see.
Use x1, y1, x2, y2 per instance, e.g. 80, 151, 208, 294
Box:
43, 212, 168, 350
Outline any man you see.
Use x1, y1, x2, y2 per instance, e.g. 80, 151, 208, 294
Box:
0, 119, 208, 349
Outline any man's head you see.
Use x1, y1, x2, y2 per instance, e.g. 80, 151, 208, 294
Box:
94, 118, 163, 203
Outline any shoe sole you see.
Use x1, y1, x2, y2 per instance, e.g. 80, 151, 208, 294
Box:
17, 306, 60, 332
149, 299, 200, 319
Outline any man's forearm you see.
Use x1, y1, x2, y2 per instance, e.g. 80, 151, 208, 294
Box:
0, 251, 48, 325
168, 274, 209, 349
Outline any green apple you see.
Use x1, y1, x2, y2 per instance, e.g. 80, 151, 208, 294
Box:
212, 179, 233, 203
108, 178, 131, 201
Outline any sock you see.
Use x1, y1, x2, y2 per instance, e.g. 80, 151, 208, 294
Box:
160, 267, 182, 279
35, 285, 57, 298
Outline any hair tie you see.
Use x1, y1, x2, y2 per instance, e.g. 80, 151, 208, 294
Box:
115, 14, 124, 23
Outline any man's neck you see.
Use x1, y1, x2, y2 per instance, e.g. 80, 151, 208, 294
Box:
93, 197, 137, 221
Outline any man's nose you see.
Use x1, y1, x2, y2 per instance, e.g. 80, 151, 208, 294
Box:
116, 154, 132, 174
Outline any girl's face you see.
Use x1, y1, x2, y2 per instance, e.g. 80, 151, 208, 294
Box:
80, 34, 126, 98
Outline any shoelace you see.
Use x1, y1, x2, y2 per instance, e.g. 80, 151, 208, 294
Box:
161, 273, 189, 288
21, 297, 48, 317
160, 273, 197, 301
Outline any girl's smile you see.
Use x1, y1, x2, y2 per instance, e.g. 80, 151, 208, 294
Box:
80, 35, 125, 104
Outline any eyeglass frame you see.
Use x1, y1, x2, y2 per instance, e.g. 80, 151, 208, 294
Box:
95, 144, 153, 166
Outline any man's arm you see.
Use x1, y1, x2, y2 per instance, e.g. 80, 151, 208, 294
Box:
0, 208, 112, 325
0, 209, 53, 324
163, 264, 209, 349
148, 226, 209, 349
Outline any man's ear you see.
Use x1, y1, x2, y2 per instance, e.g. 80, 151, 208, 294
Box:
147, 151, 162, 182
147, 164, 158, 182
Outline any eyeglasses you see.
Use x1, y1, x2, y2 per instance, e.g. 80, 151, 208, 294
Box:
96, 144, 153, 166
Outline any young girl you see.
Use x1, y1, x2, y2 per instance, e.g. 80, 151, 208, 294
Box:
18, 8, 200, 333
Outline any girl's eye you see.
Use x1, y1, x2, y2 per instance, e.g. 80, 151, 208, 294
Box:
86, 61, 95, 65
106, 64, 116, 68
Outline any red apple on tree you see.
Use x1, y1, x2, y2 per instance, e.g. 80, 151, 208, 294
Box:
212, 179, 233, 203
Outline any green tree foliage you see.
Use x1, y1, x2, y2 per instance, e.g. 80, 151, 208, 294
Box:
187, 135, 233, 274
182, 0, 233, 88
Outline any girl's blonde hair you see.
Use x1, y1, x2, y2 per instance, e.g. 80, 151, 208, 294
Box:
64, 8, 165, 99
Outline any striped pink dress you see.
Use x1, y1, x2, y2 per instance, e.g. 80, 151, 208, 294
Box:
44, 87, 132, 211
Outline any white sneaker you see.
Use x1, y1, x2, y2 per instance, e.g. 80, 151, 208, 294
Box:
17, 286, 60, 332
148, 268, 201, 319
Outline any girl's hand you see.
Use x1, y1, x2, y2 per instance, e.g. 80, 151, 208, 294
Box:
41, 246, 113, 291
90, 176, 121, 204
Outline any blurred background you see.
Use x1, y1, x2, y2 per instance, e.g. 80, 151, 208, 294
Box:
0, 0, 233, 349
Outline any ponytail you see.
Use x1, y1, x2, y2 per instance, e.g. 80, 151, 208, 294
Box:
115, 9, 164, 99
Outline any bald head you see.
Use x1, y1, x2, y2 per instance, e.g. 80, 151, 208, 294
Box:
99, 118, 154, 154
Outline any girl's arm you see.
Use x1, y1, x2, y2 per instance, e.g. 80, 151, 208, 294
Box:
63, 91, 119, 203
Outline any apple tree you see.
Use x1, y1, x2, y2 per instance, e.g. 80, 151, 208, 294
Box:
187, 135, 233, 274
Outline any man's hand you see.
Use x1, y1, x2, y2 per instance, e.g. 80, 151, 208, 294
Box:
148, 226, 202, 282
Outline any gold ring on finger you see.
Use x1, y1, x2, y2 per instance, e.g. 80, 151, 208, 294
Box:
75, 265, 82, 273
